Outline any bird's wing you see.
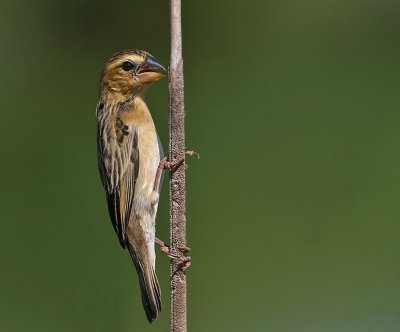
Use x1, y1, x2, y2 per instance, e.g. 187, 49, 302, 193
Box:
97, 105, 139, 248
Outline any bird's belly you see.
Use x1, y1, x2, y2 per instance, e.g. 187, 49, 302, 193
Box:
134, 128, 160, 215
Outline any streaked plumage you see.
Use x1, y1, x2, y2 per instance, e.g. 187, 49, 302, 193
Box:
96, 50, 165, 322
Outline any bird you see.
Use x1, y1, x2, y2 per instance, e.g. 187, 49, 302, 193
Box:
96, 49, 166, 323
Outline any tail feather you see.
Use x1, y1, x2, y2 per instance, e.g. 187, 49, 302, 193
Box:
130, 251, 162, 323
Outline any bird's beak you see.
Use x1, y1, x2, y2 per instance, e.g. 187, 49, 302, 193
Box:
136, 55, 166, 84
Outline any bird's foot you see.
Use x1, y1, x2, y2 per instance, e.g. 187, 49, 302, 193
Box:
153, 150, 199, 192
162, 150, 200, 171
155, 237, 191, 271
167, 251, 191, 271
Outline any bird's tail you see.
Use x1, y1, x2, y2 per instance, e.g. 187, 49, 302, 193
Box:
128, 245, 162, 323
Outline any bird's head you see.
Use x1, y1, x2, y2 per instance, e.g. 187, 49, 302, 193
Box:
100, 50, 165, 101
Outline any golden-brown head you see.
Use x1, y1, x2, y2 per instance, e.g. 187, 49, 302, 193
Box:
100, 50, 165, 101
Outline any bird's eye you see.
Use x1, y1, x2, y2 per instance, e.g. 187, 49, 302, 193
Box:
122, 61, 135, 71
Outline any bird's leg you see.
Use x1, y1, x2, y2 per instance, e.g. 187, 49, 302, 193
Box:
153, 157, 169, 193
154, 237, 191, 271
152, 150, 198, 270
153, 151, 200, 193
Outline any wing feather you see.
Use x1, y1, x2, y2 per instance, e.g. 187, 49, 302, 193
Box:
97, 103, 139, 248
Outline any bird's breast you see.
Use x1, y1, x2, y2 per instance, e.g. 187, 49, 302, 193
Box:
121, 98, 160, 207
136, 122, 160, 194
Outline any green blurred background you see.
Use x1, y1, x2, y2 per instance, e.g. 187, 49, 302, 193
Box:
1, 0, 400, 331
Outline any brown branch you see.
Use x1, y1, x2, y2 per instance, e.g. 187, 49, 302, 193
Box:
169, 1, 187, 332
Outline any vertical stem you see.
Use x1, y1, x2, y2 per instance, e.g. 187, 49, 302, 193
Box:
169, 1, 186, 332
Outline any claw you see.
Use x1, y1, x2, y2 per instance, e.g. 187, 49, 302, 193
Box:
177, 246, 190, 253
180, 256, 191, 271
185, 150, 200, 159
